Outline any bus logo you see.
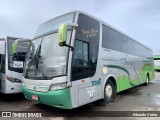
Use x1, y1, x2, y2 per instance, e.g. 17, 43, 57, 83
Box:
81, 29, 98, 38
92, 80, 101, 86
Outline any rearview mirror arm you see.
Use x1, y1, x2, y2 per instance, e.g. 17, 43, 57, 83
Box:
64, 23, 78, 51
64, 44, 74, 51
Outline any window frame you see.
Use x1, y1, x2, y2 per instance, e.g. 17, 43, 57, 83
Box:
71, 39, 90, 81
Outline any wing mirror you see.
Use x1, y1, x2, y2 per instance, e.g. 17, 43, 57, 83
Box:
58, 23, 78, 50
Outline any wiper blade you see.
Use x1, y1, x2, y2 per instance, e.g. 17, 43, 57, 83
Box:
25, 45, 41, 78
25, 38, 47, 78
34, 44, 41, 69
25, 59, 49, 79
25, 59, 35, 78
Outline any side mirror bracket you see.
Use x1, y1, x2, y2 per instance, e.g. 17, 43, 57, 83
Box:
62, 43, 74, 51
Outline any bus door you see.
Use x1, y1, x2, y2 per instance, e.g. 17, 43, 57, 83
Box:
71, 40, 91, 106
71, 13, 100, 106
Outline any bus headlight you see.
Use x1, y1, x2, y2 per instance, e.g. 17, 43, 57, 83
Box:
50, 82, 71, 91
6, 76, 22, 83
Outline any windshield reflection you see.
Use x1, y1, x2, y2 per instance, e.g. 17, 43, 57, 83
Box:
24, 32, 71, 79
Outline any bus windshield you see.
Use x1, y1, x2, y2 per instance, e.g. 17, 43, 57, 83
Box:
34, 12, 75, 38
23, 12, 75, 79
24, 31, 71, 80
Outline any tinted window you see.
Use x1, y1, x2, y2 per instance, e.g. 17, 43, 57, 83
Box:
121, 36, 131, 54
72, 40, 89, 80
102, 24, 152, 57
72, 14, 100, 81
128, 38, 152, 58
102, 25, 122, 51
72, 40, 89, 67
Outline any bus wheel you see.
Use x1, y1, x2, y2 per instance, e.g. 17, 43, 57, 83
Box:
104, 80, 115, 104
145, 75, 149, 85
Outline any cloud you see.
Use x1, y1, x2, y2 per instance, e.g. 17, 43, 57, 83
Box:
0, 0, 159, 54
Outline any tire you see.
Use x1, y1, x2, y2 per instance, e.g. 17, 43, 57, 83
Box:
145, 75, 149, 85
103, 80, 115, 104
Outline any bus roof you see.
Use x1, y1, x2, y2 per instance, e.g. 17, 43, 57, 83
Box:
35, 10, 152, 52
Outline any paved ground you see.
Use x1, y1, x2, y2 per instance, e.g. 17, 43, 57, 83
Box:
0, 72, 160, 120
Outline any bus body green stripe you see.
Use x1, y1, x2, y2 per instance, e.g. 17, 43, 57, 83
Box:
107, 64, 154, 87
107, 65, 136, 86
107, 65, 130, 76
22, 86, 73, 109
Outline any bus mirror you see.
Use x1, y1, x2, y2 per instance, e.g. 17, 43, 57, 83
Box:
58, 23, 67, 46
58, 23, 78, 51
13, 40, 19, 55
12, 39, 31, 56
0, 41, 5, 54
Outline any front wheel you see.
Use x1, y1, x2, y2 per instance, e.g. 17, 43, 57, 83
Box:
145, 75, 149, 85
103, 80, 115, 104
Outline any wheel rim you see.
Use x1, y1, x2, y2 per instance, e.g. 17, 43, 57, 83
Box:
146, 76, 149, 84
105, 84, 113, 98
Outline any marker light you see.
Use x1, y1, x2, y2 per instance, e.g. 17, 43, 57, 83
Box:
6, 76, 22, 83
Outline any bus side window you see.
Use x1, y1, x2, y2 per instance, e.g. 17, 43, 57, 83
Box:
72, 40, 89, 81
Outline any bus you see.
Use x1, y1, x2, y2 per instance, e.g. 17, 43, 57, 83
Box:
13, 11, 154, 109
154, 55, 160, 71
0, 36, 28, 94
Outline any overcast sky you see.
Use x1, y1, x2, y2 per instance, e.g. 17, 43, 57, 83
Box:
0, 0, 159, 54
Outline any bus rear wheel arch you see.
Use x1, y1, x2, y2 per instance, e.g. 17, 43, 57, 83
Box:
103, 78, 116, 104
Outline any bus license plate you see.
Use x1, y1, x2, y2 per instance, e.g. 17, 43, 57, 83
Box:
32, 95, 38, 101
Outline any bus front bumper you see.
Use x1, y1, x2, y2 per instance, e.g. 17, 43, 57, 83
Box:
22, 86, 73, 109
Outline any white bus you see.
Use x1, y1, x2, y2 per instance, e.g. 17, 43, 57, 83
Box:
154, 55, 160, 71
0, 36, 28, 94
13, 11, 154, 109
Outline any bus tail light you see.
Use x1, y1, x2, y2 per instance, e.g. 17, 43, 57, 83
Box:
6, 76, 22, 83
50, 82, 71, 91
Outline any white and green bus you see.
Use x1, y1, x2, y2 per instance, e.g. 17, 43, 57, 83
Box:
13, 11, 154, 109
154, 55, 160, 71
0, 36, 28, 94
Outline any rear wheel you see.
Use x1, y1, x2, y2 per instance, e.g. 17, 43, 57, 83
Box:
145, 74, 149, 85
103, 80, 115, 103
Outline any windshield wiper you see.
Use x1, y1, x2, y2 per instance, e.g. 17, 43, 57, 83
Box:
25, 38, 48, 79
25, 40, 42, 77
34, 44, 41, 69
33, 44, 42, 77
24, 41, 36, 77
25, 59, 49, 79
25, 39, 48, 79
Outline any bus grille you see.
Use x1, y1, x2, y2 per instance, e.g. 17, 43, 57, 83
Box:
25, 84, 49, 92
